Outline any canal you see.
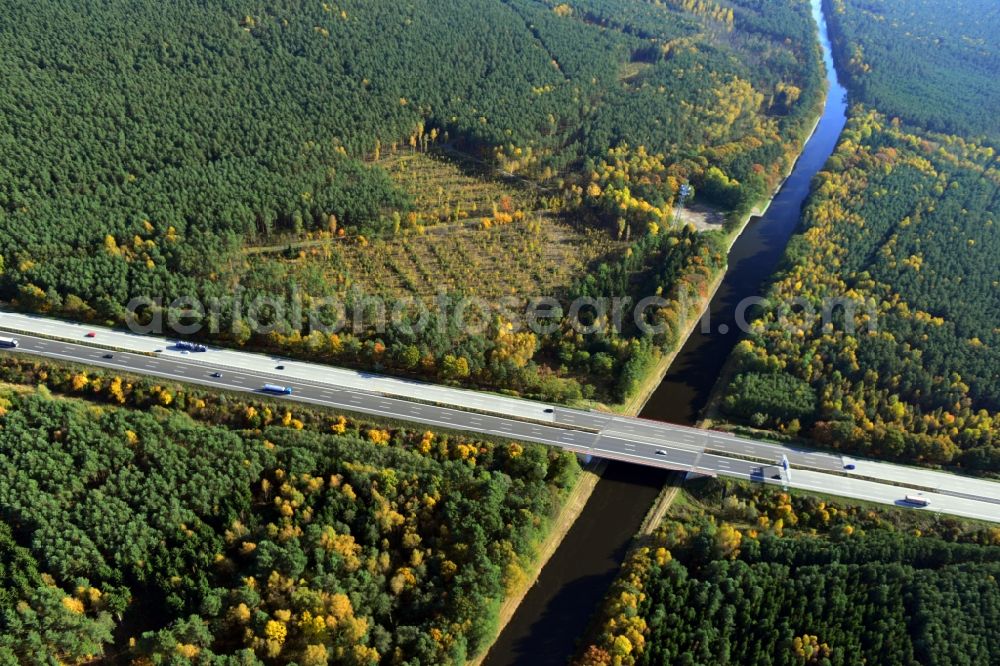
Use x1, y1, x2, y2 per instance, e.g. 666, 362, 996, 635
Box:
481, 1, 848, 664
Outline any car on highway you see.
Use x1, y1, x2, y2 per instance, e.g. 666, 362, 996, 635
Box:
275, 365, 285, 370
655, 450, 667, 456
844, 462, 856, 470
211, 372, 223, 378
544, 408, 554, 413
103, 353, 114, 359
85, 332, 96, 338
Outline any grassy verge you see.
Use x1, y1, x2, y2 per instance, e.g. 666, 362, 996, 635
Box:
637, 472, 686, 536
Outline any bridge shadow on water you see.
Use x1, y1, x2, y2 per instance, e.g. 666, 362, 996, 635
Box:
481, 463, 667, 666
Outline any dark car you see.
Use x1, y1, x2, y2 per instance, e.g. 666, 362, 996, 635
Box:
544, 408, 554, 414
103, 353, 114, 359
276, 365, 285, 370
844, 463, 856, 471
211, 372, 223, 378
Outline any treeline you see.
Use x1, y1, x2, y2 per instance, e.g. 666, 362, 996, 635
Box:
0, 359, 579, 663
0, 0, 824, 404
578, 478, 1000, 666
722, 110, 1000, 473
824, 0, 1000, 144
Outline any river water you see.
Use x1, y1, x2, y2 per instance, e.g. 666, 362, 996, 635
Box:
482, 1, 848, 664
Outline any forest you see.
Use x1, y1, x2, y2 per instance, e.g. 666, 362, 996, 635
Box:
719, 0, 1000, 474
0, 0, 824, 404
721, 110, 1000, 472
0, 355, 579, 663
824, 0, 1000, 145
578, 478, 1000, 666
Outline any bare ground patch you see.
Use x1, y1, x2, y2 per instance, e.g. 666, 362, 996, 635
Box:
675, 202, 726, 232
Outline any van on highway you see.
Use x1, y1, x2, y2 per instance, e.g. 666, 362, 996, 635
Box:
0, 337, 18, 348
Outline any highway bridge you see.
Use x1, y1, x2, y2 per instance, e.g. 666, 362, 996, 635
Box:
2, 310, 999, 523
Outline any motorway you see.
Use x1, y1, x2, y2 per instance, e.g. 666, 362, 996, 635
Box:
2, 311, 1000, 522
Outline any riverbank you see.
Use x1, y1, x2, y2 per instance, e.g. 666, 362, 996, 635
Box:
468, 458, 608, 666
614, 268, 724, 416
637, 472, 685, 536
479, 463, 669, 666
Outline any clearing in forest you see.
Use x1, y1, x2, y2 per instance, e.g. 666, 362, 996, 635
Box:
238, 151, 621, 304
